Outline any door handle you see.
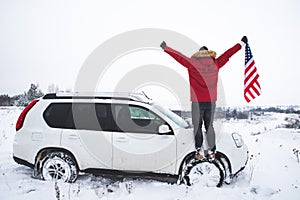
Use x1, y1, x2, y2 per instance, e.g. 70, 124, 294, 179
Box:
68, 134, 79, 139
116, 137, 129, 143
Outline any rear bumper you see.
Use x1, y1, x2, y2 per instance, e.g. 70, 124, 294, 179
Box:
13, 155, 34, 169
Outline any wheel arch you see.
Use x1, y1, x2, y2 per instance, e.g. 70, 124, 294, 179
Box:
177, 151, 195, 176
216, 151, 232, 174
35, 147, 80, 171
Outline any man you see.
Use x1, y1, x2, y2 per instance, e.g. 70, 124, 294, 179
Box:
160, 36, 248, 160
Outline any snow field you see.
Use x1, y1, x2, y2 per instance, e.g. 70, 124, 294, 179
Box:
0, 107, 300, 199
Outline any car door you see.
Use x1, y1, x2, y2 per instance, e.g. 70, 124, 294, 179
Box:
61, 103, 113, 170
112, 104, 177, 174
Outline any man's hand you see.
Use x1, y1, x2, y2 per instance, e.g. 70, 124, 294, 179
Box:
241, 36, 248, 44
160, 41, 166, 50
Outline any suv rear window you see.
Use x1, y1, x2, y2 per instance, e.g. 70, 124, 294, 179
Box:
43, 103, 113, 131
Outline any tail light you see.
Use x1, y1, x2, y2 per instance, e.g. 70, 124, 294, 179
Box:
16, 99, 39, 131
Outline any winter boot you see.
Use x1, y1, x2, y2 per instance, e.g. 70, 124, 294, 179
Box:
195, 148, 205, 161
207, 150, 216, 161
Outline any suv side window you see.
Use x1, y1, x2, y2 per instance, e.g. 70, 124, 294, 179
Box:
95, 104, 115, 131
43, 103, 114, 131
72, 103, 103, 131
129, 106, 153, 120
43, 103, 73, 129
113, 104, 171, 134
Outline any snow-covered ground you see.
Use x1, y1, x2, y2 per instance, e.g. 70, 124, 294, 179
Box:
0, 107, 300, 199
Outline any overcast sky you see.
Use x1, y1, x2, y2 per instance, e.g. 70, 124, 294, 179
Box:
0, 0, 299, 108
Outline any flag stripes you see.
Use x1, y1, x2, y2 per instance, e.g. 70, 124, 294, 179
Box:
244, 44, 261, 103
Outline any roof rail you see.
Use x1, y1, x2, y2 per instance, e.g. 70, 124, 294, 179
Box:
42, 92, 152, 104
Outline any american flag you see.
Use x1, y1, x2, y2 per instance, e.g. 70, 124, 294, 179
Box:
244, 44, 261, 103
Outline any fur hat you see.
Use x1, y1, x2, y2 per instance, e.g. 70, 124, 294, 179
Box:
192, 48, 217, 59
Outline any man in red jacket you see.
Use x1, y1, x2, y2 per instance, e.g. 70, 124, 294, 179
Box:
160, 36, 248, 160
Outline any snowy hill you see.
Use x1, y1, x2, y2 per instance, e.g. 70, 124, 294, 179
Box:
0, 107, 300, 199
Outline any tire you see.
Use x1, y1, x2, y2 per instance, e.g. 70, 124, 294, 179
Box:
40, 151, 78, 183
183, 159, 224, 187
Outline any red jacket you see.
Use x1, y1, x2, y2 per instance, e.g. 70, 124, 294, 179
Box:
164, 43, 241, 102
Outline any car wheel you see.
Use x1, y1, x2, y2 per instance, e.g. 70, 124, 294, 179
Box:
183, 159, 224, 187
40, 152, 78, 183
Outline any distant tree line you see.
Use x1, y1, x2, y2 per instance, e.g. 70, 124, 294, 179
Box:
251, 107, 300, 114
174, 106, 300, 120
0, 83, 44, 106
1, 85, 300, 116
217, 107, 300, 120
215, 108, 250, 120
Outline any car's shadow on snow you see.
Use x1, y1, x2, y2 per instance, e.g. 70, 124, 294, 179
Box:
76, 170, 178, 186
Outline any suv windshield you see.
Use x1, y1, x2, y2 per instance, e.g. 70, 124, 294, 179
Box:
153, 104, 189, 128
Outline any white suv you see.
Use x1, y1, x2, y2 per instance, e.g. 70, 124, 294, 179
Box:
13, 92, 248, 187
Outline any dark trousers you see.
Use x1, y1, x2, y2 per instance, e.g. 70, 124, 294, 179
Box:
192, 102, 216, 151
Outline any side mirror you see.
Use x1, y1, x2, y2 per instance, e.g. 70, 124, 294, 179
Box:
158, 125, 171, 134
